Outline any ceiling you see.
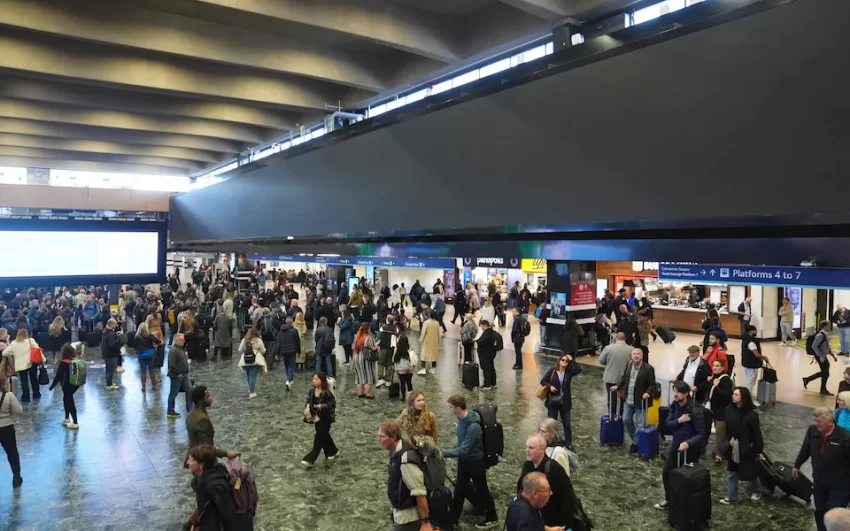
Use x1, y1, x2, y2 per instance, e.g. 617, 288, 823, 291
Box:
0, 0, 613, 177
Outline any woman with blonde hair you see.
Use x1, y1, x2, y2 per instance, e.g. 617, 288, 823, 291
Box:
180, 310, 203, 362
480, 297, 496, 328
135, 322, 162, 391
47, 316, 71, 364
293, 312, 308, 371
2, 329, 44, 402
398, 391, 439, 443
351, 323, 377, 399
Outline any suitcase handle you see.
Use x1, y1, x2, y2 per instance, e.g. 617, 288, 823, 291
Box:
609, 389, 620, 419
677, 449, 690, 467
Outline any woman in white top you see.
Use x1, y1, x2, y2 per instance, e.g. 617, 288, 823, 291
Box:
2, 329, 44, 402
0, 374, 24, 487
238, 327, 267, 398
480, 298, 496, 326
538, 418, 577, 477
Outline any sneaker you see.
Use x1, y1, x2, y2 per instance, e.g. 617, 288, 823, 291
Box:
719, 497, 733, 505
475, 520, 499, 529
750, 492, 762, 501
187, 359, 192, 364
375, 379, 387, 388
417, 369, 426, 375
481, 386, 492, 391
107, 385, 120, 391
429, 369, 437, 374
780, 342, 786, 347
711, 424, 717, 434
66, 423, 79, 430
821, 390, 835, 396
802, 377, 809, 390
653, 500, 668, 510
249, 393, 257, 398
300, 460, 313, 468
12, 476, 22, 488
285, 381, 292, 391
327, 452, 340, 461
752, 400, 761, 407
61, 418, 70, 425
167, 412, 181, 418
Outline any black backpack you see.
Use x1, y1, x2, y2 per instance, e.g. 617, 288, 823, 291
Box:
405, 440, 453, 529
520, 318, 531, 337
322, 328, 336, 352
260, 314, 274, 336
244, 343, 256, 364
494, 333, 504, 351
379, 326, 394, 349
806, 331, 824, 356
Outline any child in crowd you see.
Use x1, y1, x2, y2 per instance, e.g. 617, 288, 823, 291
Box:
393, 335, 416, 401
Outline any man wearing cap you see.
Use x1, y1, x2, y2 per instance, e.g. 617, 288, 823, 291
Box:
673, 345, 711, 404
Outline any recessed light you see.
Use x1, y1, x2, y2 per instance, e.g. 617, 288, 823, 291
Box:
287, 236, 294, 240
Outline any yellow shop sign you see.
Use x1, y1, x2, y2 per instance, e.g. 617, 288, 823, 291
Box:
521, 259, 547, 273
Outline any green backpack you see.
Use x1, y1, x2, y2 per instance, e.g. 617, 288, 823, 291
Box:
69, 359, 87, 386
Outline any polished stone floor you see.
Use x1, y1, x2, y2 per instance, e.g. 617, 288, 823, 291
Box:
0, 325, 818, 530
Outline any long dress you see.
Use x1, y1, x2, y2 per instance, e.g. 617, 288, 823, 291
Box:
353, 335, 377, 385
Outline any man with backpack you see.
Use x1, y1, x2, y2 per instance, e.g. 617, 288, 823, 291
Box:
477, 320, 503, 391
510, 308, 531, 370
378, 420, 453, 531
804, 320, 839, 396
376, 315, 397, 389
443, 393, 499, 529
314, 317, 336, 377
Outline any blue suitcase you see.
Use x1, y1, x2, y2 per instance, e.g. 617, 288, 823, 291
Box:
600, 391, 624, 446
637, 425, 660, 459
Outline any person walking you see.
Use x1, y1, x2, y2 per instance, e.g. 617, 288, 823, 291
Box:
737, 297, 753, 340
134, 322, 161, 392
301, 372, 339, 467
2, 329, 43, 402
418, 311, 441, 376
538, 418, 575, 477
293, 311, 308, 371
719, 387, 767, 504
398, 391, 439, 443
238, 327, 267, 398
804, 320, 839, 396
212, 299, 233, 361
511, 308, 530, 370
0, 374, 23, 488
375, 315, 397, 388
741, 325, 769, 405
393, 334, 415, 401
778, 297, 797, 346
352, 322, 377, 399
185, 386, 238, 464
443, 393, 499, 529
338, 310, 355, 364
313, 316, 335, 378
793, 407, 850, 531
479, 298, 496, 327
540, 354, 582, 450
516, 434, 579, 530
167, 334, 191, 419
48, 344, 82, 430
184, 444, 248, 531
452, 288, 468, 325
276, 316, 301, 391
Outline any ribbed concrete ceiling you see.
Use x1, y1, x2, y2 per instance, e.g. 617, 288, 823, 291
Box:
0, 0, 613, 176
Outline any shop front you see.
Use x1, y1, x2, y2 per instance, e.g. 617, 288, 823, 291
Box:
461, 257, 547, 305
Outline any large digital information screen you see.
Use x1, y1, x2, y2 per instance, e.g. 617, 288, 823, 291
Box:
0, 220, 166, 286
0, 231, 159, 277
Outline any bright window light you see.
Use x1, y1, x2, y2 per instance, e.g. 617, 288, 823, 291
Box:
405, 89, 427, 104
686, 0, 704, 5
310, 128, 326, 140
545, 42, 554, 55
368, 103, 387, 118
513, 44, 546, 66
385, 98, 404, 111
49, 169, 190, 192
571, 33, 585, 45
480, 58, 511, 78
0, 166, 27, 185
452, 70, 480, 88
429, 80, 453, 96
633, 0, 686, 25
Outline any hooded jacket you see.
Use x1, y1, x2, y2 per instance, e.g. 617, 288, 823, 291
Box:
443, 409, 484, 463
191, 464, 246, 531
276, 323, 301, 358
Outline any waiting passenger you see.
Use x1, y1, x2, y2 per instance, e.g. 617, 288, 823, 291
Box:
238, 327, 267, 398
511, 308, 529, 370
352, 322, 377, 399
134, 322, 161, 392
0, 374, 23, 488
398, 391, 439, 443
185, 386, 238, 466
393, 335, 415, 401
708, 359, 733, 463
538, 418, 574, 476
48, 344, 82, 430
741, 325, 770, 405
2, 329, 43, 401
672, 345, 711, 403
719, 386, 767, 504
505, 472, 549, 531
516, 434, 578, 530
610, 348, 656, 454
276, 316, 301, 391
313, 316, 335, 378
212, 299, 233, 362
476, 320, 500, 390
418, 312, 441, 376
167, 334, 191, 419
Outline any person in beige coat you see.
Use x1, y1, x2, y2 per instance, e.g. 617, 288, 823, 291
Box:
417, 311, 441, 375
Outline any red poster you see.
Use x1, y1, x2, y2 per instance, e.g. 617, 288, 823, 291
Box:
570, 279, 596, 306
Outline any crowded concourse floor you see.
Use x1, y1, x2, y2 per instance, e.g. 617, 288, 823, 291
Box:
0, 298, 819, 531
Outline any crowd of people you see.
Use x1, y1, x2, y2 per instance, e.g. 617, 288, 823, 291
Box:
0, 271, 850, 531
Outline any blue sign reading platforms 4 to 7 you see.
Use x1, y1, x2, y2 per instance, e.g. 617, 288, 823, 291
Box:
658, 263, 850, 289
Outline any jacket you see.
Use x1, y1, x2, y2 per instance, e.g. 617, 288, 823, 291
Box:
360, 302, 376, 324
185, 408, 227, 461
191, 463, 247, 531
398, 408, 439, 444
480, 305, 496, 324
794, 424, 850, 489
134, 330, 161, 354
541, 363, 582, 410
666, 397, 707, 451
213, 313, 232, 349
741, 336, 764, 369
443, 409, 484, 464
348, 291, 363, 307
419, 318, 441, 363
276, 323, 301, 358
317, 303, 336, 326
778, 304, 795, 324
724, 405, 763, 480
338, 317, 355, 346
2, 339, 41, 372
460, 319, 478, 343
168, 344, 189, 378
707, 374, 733, 421
812, 329, 832, 358
101, 328, 122, 359
676, 356, 711, 402
516, 455, 577, 528
237, 338, 267, 371
314, 325, 335, 356
832, 309, 850, 328
599, 342, 632, 385
0, 390, 23, 428
618, 361, 657, 407
306, 387, 336, 424
511, 314, 528, 345
616, 317, 638, 346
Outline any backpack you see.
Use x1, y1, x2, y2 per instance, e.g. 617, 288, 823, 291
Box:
322, 328, 336, 352
69, 359, 87, 386
806, 331, 824, 356
379, 326, 394, 349
243, 343, 256, 364
225, 458, 259, 517
167, 309, 176, 325
494, 333, 504, 351
326, 376, 336, 396
471, 403, 504, 468
404, 439, 453, 527
260, 314, 275, 336
520, 318, 531, 337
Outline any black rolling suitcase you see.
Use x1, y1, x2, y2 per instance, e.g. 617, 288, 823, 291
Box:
462, 363, 479, 389
657, 326, 676, 344
471, 403, 504, 468
668, 451, 711, 531
758, 455, 812, 502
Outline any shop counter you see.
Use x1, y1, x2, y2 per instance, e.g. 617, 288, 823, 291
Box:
651, 306, 741, 336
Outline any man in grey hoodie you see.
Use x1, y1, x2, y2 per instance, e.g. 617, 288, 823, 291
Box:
443, 393, 498, 529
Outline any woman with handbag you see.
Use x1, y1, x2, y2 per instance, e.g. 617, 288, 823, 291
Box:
1, 329, 44, 402
301, 372, 339, 467
351, 323, 377, 399
539, 354, 583, 450
719, 387, 768, 504
135, 323, 161, 392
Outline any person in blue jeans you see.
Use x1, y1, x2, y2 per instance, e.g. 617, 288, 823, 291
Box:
276, 316, 301, 392
101, 319, 123, 391
313, 317, 335, 377
610, 348, 657, 454
166, 334, 192, 418
238, 327, 268, 398
540, 354, 582, 450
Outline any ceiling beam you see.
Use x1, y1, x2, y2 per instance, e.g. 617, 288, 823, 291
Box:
0, 146, 202, 172
0, 29, 370, 111
138, 0, 462, 63
497, 0, 577, 19
0, 76, 306, 130
0, 132, 220, 164
0, 98, 275, 143
0, 156, 191, 176
0, 117, 246, 154
0, 0, 388, 92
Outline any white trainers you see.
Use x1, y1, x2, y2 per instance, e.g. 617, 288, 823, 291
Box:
116, 366, 125, 373
66, 423, 79, 430
417, 369, 427, 375
107, 385, 120, 391
753, 400, 761, 407
375, 379, 387, 388
61, 418, 70, 425
429, 369, 437, 374
750, 492, 762, 501
285, 381, 292, 391
249, 393, 257, 398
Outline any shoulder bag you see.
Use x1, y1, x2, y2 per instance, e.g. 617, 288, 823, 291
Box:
29, 339, 45, 365
536, 369, 556, 401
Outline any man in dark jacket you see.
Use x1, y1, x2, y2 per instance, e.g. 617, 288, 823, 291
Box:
313, 317, 335, 378
673, 345, 712, 403
793, 407, 850, 531
451, 289, 467, 325
506, 472, 549, 531
615, 305, 638, 346
560, 313, 583, 356
477, 320, 501, 389
511, 308, 529, 370
360, 294, 376, 327
655, 381, 707, 511
185, 386, 237, 466
277, 317, 301, 390
612, 348, 657, 453
317, 297, 337, 326
516, 434, 578, 530
167, 333, 191, 418
101, 318, 124, 390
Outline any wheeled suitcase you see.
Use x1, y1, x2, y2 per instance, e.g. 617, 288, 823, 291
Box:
600, 391, 624, 446
637, 400, 659, 459
757, 379, 776, 406
668, 451, 711, 531
457, 341, 464, 366
657, 326, 676, 344
758, 455, 812, 502
388, 372, 400, 399
471, 403, 503, 468
462, 363, 480, 389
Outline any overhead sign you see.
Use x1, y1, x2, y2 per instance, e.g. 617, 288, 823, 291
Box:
522, 258, 547, 273
464, 257, 521, 268
658, 263, 850, 289
248, 254, 455, 270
